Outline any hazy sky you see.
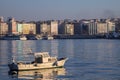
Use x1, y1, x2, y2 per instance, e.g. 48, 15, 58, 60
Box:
0, 0, 120, 21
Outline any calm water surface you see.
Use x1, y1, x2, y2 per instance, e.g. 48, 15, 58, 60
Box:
0, 39, 120, 80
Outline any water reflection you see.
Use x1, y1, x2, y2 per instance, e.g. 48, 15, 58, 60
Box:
50, 40, 58, 57
9, 68, 66, 80
0, 40, 120, 80
57, 40, 74, 58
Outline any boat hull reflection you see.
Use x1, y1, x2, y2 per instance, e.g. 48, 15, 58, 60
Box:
9, 68, 66, 79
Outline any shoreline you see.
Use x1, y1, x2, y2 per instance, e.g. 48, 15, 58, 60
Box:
0, 36, 120, 40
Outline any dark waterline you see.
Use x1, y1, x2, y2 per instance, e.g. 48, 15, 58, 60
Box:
0, 39, 120, 80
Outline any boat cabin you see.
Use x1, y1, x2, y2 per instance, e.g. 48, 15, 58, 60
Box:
34, 52, 56, 63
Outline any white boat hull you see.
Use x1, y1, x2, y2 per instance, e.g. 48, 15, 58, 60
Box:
8, 58, 67, 71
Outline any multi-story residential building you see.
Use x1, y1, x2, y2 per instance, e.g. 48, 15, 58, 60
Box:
41, 23, 50, 35
82, 20, 106, 35
65, 23, 74, 35
115, 20, 120, 32
80, 22, 89, 35
36, 22, 50, 35
81, 20, 93, 35
73, 22, 81, 35
87, 20, 116, 35
22, 22, 36, 35
0, 17, 8, 35
59, 22, 74, 35
0, 22, 8, 35
36, 21, 41, 34
30, 23, 36, 34
97, 22, 108, 34
22, 23, 30, 34
58, 20, 64, 35
36, 21, 58, 36
88, 21, 97, 35
49, 21, 58, 35
107, 21, 115, 32
7, 17, 17, 34
16, 22, 23, 34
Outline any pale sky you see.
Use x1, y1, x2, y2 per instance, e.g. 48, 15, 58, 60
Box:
0, 0, 120, 21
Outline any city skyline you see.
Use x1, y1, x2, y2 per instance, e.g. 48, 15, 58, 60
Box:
0, 0, 120, 21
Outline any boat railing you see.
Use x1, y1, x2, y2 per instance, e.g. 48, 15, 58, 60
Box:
48, 57, 57, 62
17, 61, 34, 65
58, 57, 67, 61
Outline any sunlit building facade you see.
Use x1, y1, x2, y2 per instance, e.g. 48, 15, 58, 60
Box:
16, 22, 23, 34
22, 23, 36, 35
50, 21, 58, 35
87, 20, 116, 35
107, 22, 115, 32
59, 23, 74, 35
0, 22, 8, 35
97, 22, 108, 34
40, 22, 50, 35
0, 17, 8, 35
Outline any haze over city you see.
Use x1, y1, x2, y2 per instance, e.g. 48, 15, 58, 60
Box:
0, 0, 120, 21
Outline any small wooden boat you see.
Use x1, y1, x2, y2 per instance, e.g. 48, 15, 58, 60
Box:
8, 52, 68, 71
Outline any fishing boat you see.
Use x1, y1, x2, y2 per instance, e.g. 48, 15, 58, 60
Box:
8, 52, 68, 71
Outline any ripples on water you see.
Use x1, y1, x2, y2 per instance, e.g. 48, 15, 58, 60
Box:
0, 39, 120, 80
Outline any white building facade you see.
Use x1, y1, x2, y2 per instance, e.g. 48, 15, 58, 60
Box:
50, 21, 58, 35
